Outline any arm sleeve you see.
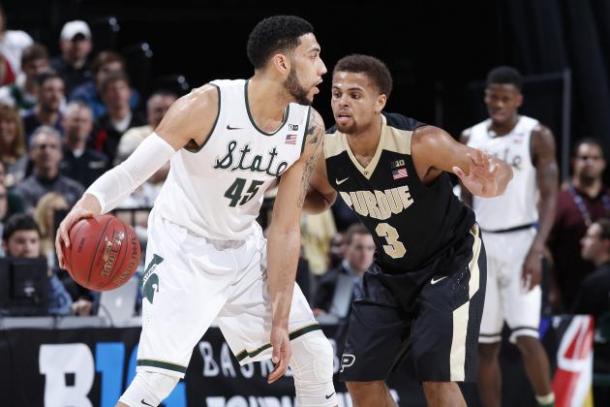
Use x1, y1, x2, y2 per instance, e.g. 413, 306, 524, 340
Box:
86, 133, 176, 213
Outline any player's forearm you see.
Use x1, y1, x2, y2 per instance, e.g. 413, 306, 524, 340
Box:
532, 195, 557, 253
266, 226, 300, 326
87, 133, 175, 213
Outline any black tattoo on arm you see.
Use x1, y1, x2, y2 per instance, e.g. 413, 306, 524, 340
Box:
298, 109, 325, 207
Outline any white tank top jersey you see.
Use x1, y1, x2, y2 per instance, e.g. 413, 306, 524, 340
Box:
154, 79, 311, 240
466, 115, 539, 231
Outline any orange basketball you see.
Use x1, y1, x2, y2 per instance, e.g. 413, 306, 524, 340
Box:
62, 214, 141, 291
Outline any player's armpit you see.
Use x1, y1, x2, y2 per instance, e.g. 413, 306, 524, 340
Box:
154, 84, 220, 150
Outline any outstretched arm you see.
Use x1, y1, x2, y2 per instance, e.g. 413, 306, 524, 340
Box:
265, 108, 325, 383
411, 125, 513, 197
55, 85, 219, 267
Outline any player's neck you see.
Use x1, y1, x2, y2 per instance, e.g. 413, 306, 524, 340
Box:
573, 175, 603, 198
247, 76, 291, 131
489, 114, 520, 136
345, 115, 383, 158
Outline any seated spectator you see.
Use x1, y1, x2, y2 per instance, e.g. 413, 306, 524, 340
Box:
0, 43, 50, 113
69, 50, 140, 119
60, 101, 107, 187
90, 71, 145, 164
51, 20, 93, 95
13, 126, 84, 210
573, 219, 610, 407
1, 213, 72, 315
312, 224, 375, 319
22, 71, 65, 140
0, 4, 33, 85
115, 90, 176, 164
33, 192, 67, 268
0, 103, 27, 186
549, 138, 610, 310
0, 160, 25, 219
573, 219, 610, 316
328, 231, 347, 270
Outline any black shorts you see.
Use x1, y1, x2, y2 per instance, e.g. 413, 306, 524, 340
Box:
340, 224, 486, 383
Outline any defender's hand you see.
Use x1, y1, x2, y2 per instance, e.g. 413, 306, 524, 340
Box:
453, 151, 500, 198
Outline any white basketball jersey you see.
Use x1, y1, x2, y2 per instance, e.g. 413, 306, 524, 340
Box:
154, 79, 311, 240
466, 116, 539, 230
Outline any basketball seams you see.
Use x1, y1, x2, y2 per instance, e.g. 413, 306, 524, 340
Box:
66, 220, 87, 272
101, 219, 130, 290
87, 215, 114, 286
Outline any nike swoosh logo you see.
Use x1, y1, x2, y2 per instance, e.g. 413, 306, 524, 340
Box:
430, 276, 447, 285
226, 125, 242, 130
141, 399, 154, 406
325, 392, 335, 399
336, 177, 349, 185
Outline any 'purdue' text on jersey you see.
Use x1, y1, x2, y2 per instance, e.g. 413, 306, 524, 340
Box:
324, 113, 475, 273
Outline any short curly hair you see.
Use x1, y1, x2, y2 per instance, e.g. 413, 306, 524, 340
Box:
486, 66, 523, 91
247, 15, 314, 69
333, 54, 393, 98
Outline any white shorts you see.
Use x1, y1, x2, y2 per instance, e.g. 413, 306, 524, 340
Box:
136, 212, 320, 378
479, 227, 541, 344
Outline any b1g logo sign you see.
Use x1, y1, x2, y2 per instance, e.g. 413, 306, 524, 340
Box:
38, 343, 186, 407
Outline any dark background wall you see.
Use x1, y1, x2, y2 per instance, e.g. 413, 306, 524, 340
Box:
6, 0, 610, 178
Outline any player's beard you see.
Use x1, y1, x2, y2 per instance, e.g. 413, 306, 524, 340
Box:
284, 67, 311, 105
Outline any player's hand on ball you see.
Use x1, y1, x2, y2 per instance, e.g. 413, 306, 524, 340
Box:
453, 150, 500, 198
267, 324, 291, 384
55, 207, 95, 269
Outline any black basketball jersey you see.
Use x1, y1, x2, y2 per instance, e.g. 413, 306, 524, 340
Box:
324, 112, 475, 273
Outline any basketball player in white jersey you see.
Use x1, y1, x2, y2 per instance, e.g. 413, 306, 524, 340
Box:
55, 15, 339, 407
461, 66, 558, 407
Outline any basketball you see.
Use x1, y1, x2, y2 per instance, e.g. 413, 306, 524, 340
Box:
62, 214, 142, 291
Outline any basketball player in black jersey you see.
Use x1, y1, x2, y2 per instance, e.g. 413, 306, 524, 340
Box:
305, 55, 513, 407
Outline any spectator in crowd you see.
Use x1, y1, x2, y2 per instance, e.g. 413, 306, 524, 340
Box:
0, 160, 25, 218
33, 191, 67, 268
115, 90, 176, 164
0, 43, 50, 113
573, 218, 610, 407
69, 50, 139, 119
0, 4, 33, 85
90, 71, 144, 164
328, 231, 347, 270
22, 71, 65, 139
60, 101, 107, 187
549, 138, 610, 310
573, 219, 610, 316
13, 126, 84, 210
0, 103, 27, 187
301, 210, 337, 277
51, 20, 93, 95
0, 182, 8, 251
312, 224, 375, 319
2, 213, 72, 315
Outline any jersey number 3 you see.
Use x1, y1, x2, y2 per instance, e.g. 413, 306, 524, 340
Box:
224, 178, 264, 207
375, 223, 406, 259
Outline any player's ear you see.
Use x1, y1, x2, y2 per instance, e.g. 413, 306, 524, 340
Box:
515, 92, 524, 108
375, 94, 387, 113
271, 53, 290, 76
